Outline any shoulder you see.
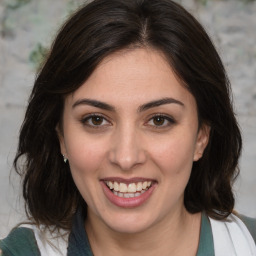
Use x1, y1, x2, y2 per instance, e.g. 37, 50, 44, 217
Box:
0, 227, 40, 256
0, 224, 69, 256
238, 214, 256, 244
208, 213, 256, 255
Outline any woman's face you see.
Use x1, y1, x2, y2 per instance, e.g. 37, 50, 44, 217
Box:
59, 48, 209, 234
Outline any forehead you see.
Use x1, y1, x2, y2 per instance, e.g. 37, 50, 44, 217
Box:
67, 48, 195, 109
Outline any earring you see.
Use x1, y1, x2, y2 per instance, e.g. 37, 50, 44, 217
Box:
63, 154, 68, 163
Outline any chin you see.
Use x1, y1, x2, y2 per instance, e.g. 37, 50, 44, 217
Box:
109, 222, 151, 234
101, 212, 156, 234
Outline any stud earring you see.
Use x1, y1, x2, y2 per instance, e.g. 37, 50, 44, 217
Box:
63, 155, 68, 163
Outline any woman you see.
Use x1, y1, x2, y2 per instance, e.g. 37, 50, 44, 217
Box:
0, 0, 255, 255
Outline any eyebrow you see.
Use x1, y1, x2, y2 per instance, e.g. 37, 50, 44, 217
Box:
72, 99, 115, 111
72, 97, 184, 112
138, 97, 184, 112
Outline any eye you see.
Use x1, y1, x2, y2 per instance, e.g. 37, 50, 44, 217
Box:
147, 114, 175, 128
81, 114, 110, 128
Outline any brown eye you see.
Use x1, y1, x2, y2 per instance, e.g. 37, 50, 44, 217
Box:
81, 114, 110, 128
147, 115, 175, 128
153, 116, 165, 126
91, 116, 104, 125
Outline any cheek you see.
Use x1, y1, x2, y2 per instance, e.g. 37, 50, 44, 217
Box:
65, 133, 108, 176
65, 136, 108, 205
149, 132, 196, 175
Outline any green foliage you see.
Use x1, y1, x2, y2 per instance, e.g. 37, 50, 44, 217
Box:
195, 0, 208, 5
6, 0, 32, 10
194, 0, 255, 4
29, 43, 48, 70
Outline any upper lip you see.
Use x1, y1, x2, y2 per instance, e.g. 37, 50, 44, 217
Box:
100, 177, 156, 184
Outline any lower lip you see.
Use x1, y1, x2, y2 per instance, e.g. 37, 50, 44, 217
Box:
101, 181, 156, 208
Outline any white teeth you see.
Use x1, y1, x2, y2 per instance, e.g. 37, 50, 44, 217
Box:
118, 192, 123, 198
108, 181, 113, 189
111, 190, 148, 198
137, 182, 143, 191
127, 183, 137, 193
120, 183, 128, 193
114, 181, 119, 192
105, 180, 153, 197
142, 181, 147, 189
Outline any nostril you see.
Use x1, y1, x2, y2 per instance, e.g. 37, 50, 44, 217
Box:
108, 145, 147, 171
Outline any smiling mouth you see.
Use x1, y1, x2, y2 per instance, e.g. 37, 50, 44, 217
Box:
104, 181, 153, 198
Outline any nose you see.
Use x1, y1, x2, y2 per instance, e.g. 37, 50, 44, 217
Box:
108, 124, 147, 171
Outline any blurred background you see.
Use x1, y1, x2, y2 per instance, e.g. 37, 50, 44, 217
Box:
0, 0, 255, 238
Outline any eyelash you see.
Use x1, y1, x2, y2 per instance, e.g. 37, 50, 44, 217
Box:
146, 114, 176, 129
80, 114, 176, 129
80, 114, 111, 128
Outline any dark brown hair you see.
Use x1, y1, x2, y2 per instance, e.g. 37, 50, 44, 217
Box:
14, 0, 242, 230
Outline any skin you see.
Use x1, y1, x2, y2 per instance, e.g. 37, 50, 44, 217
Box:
59, 48, 210, 255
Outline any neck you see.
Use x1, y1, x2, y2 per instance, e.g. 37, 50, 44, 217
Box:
85, 208, 201, 256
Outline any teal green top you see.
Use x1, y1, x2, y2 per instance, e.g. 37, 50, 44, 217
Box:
197, 213, 214, 256
240, 214, 256, 242
0, 227, 40, 256
0, 212, 255, 256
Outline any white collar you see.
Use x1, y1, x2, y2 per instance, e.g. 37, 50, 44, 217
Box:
209, 213, 256, 256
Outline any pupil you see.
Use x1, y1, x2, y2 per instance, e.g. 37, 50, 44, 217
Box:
153, 117, 164, 126
92, 116, 103, 125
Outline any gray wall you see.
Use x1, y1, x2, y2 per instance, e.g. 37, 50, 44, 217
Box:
0, 0, 255, 238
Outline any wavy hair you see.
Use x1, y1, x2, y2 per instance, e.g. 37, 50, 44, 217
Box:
14, 0, 242, 230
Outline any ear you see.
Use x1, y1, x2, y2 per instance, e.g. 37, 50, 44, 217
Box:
193, 124, 211, 162
56, 125, 67, 157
